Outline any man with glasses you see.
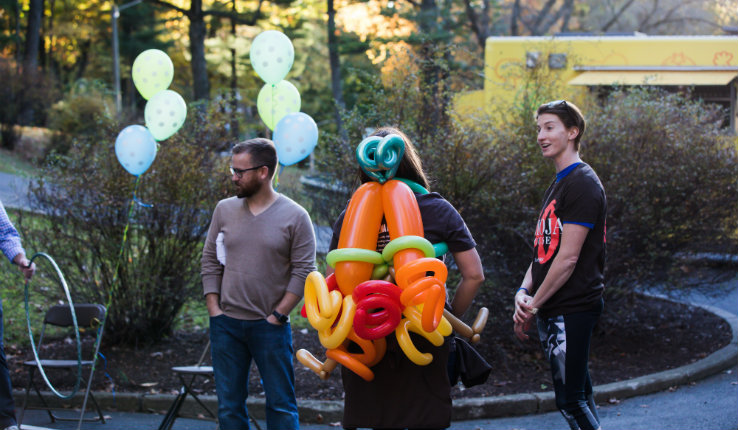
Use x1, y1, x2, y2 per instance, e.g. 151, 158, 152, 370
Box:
201, 138, 316, 430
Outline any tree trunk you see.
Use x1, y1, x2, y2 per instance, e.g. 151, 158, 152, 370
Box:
416, 0, 448, 143
20, 0, 43, 125
189, 0, 210, 101
510, 0, 521, 36
230, 0, 239, 138
327, 0, 347, 144
13, 0, 21, 64
463, 0, 490, 50
23, 0, 43, 72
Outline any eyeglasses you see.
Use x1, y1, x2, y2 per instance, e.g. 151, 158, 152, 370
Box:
229, 165, 265, 178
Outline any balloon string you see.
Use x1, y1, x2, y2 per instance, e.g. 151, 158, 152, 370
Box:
274, 164, 284, 191
97, 351, 116, 403
270, 84, 276, 127
132, 175, 153, 207
86, 175, 148, 399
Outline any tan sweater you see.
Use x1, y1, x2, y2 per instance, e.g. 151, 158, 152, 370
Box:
201, 195, 316, 320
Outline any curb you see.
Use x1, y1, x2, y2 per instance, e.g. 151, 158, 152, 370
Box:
14, 296, 737, 424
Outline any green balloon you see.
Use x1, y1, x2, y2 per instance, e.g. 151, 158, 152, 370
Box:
144, 90, 187, 141
132, 49, 174, 100
257, 81, 301, 130
250, 30, 294, 84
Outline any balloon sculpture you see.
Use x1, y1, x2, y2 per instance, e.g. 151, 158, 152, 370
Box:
297, 134, 488, 382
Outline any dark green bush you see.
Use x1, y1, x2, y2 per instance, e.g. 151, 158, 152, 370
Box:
586, 88, 738, 290
21, 92, 232, 346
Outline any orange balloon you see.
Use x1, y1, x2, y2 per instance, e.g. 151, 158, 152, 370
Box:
381, 180, 424, 269
395, 258, 448, 332
326, 348, 374, 381
336, 329, 384, 366
395, 257, 448, 288
335, 182, 384, 295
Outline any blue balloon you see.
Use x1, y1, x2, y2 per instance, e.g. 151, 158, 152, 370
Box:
273, 112, 318, 166
115, 125, 158, 176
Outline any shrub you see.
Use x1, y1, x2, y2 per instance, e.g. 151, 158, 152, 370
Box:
46, 80, 116, 157
20, 92, 232, 346
585, 88, 738, 290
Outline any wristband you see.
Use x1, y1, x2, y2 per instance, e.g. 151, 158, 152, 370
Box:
272, 310, 289, 324
516, 287, 530, 295
530, 307, 539, 315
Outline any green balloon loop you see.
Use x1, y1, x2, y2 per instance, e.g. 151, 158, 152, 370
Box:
395, 178, 429, 194
326, 248, 384, 268
371, 263, 390, 279
433, 242, 449, 257
381, 235, 435, 263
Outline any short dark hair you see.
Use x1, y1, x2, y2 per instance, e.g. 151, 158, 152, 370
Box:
232, 138, 278, 178
536, 100, 586, 151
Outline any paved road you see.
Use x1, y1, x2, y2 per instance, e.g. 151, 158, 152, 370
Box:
0, 171, 31, 209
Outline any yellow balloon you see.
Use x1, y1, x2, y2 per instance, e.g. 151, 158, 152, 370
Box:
319, 295, 356, 350
305, 271, 340, 320
395, 319, 433, 366
403, 305, 452, 338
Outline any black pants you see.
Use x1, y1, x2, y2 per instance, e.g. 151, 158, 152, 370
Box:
537, 300, 603, 430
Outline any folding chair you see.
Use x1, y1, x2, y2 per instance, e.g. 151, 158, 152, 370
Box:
157, 340, 262, 430
158, 340, 217, 430
17, 303, 107, 429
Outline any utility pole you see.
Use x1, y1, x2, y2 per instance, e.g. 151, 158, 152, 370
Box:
112, 0, 143, 116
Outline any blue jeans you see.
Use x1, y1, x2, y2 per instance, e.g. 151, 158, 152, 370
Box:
210, 314, 299, 430
0, 298, 17, 428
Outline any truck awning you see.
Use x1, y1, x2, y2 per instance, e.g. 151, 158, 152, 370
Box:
569, 70, 738, 86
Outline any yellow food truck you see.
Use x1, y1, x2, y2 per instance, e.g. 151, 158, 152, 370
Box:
457, 35, 738, 132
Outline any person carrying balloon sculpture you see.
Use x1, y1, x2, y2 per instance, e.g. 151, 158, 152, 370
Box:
201, 138, 316, 430
326, 127, 485, 429
0, 200, 36, 430
513, 100, 607, 430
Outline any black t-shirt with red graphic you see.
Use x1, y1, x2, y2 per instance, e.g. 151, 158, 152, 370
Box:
530, 162, 606, 318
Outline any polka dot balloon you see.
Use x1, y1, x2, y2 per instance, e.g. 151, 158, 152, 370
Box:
249, 30, 295, 85
114, 125, 158, 176
257, 80, 301, 130
131, 49, 174, 100
144, 90, 187, 141
273, 112, 318, 166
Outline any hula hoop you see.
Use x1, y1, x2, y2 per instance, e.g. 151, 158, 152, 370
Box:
24, 252, 83, 399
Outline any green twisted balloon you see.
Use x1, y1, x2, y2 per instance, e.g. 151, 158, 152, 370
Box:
356, 134, 406, 183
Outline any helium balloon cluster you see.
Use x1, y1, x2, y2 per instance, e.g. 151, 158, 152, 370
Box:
115, 49, 187, 177
297, 135, 453, 382
250, 30, 317, 166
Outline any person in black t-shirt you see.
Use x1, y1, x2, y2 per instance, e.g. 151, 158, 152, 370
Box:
328, 127, 485, 430
513, 100, 607, 430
